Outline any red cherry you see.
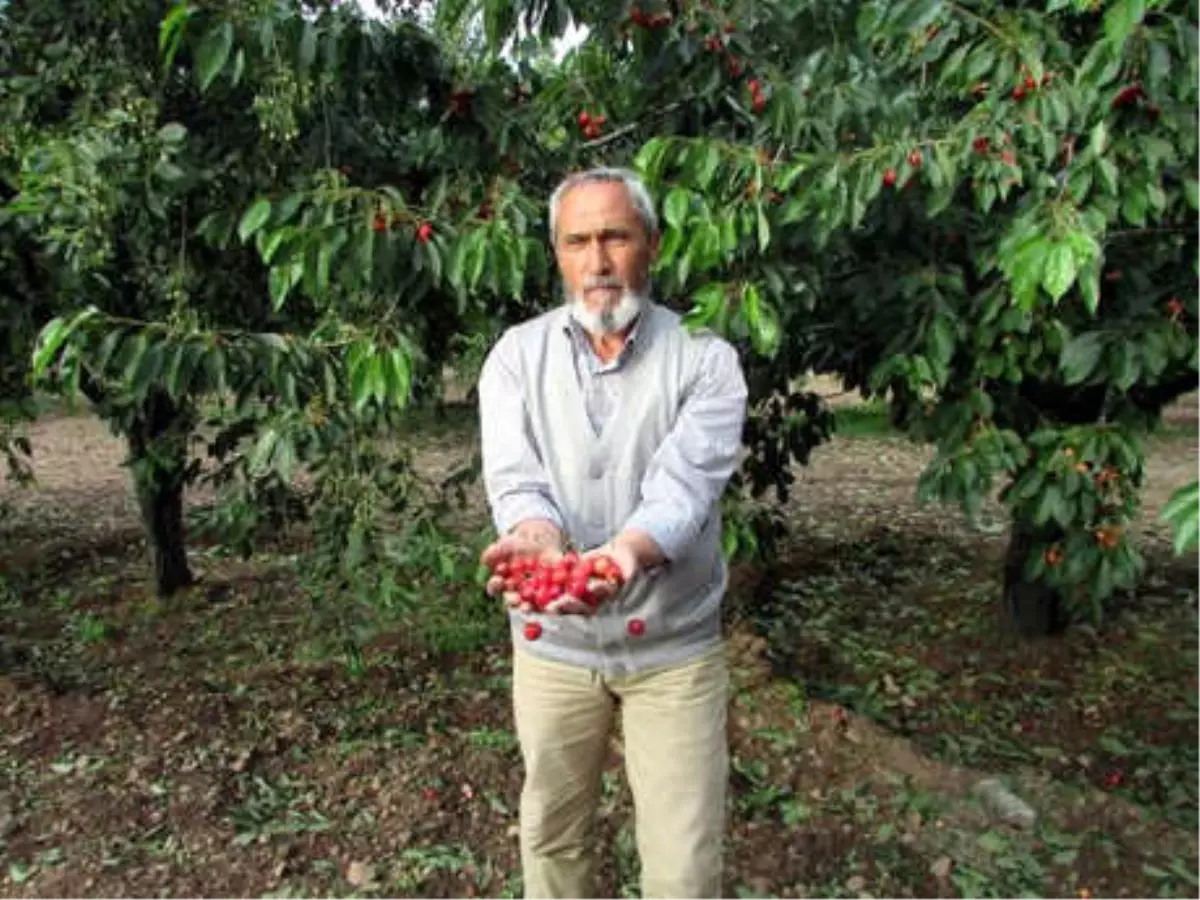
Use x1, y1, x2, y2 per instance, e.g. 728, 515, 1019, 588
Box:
883, 168, 898, 187
627, 618, 646, 637
503, 576, 519, 593
494, 561, 511, 578
908, 149, 922, 168
1024, 75, 1036, 90
416, 221, 433, 244
562, 551, 580, 568
1012, 86, 1026, 100
523, 621, 542, 641
578, 111, 590, 127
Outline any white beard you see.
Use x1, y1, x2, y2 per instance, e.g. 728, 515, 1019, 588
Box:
567, 287, 647, 336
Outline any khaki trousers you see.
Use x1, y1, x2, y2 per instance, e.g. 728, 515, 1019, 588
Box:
512, 643, 730, 899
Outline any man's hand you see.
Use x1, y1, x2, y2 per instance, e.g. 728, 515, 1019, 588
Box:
481, 526, 564, 613
577, 538, 641, 607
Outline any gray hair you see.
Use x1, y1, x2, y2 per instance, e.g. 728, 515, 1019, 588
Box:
548, 167, 659, 241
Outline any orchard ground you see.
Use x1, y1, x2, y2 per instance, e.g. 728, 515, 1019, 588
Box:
0, 391, 1196, 899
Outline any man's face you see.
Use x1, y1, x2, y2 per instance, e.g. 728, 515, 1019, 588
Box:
553, 180, 659, 335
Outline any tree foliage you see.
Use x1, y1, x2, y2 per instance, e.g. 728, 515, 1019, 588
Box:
3, 0, 1196, 636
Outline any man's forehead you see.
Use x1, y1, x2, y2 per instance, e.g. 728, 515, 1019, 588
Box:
558, 208, 641, 240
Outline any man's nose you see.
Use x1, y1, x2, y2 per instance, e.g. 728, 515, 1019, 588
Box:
585, 239, 612, 273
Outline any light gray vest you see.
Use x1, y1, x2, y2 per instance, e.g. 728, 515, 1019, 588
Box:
505, 303, 728, 677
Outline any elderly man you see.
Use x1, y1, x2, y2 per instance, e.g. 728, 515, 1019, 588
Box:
476, 166, 748, 899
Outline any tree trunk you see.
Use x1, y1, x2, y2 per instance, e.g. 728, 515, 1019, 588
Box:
128, 390, 195, 597
135, 473, 193, 597
1002, 513, 1068, 637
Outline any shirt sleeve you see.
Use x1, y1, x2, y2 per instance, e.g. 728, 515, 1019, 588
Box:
620, 336, 748, 562
477, 330, 566, 536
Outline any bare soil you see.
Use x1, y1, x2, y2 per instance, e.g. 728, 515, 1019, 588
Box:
0, 404, 1196, 898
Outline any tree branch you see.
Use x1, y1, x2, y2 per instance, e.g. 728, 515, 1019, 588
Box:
1130, 371, 1200, 413
581, 99, 689, 151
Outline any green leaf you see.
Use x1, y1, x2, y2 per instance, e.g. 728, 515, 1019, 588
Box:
388, 348, 412, 408
195, 20, 234, 91
32, 307, 97, 376
157, 123, 187, 144
683, 283, 725, 331
261, 229, 287, 264
698, 144, 721, 188
928, 314, 955, 367
1078, 258, 1102, 314
634, 138, 670, 183
1032, 485, 1064, 527
238, 199, 272, 242
1104, 0, 1145, 47
159, 2, 192, 69
1041, 241, 1078, 302
966, 45, 995, 81
369, 353, 387, 405
351, 349, 372, 413
1096, 158, 1119, 195
31, 317, 66, 376
249, 428, 278, 475
743, 284, 781, 358
163, 342, 187, 398
1162, 481, 1199, 555
756, 203, 770, 252
1162, 480, 1199, 522
665, 188, 691, 230
1161, 482, 1200, 554
1184, 178, 1198, 210
1060, 332, 1106, 384
268, 262, 303, 311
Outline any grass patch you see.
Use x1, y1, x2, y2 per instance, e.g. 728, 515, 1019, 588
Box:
830, 399, 898, 438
